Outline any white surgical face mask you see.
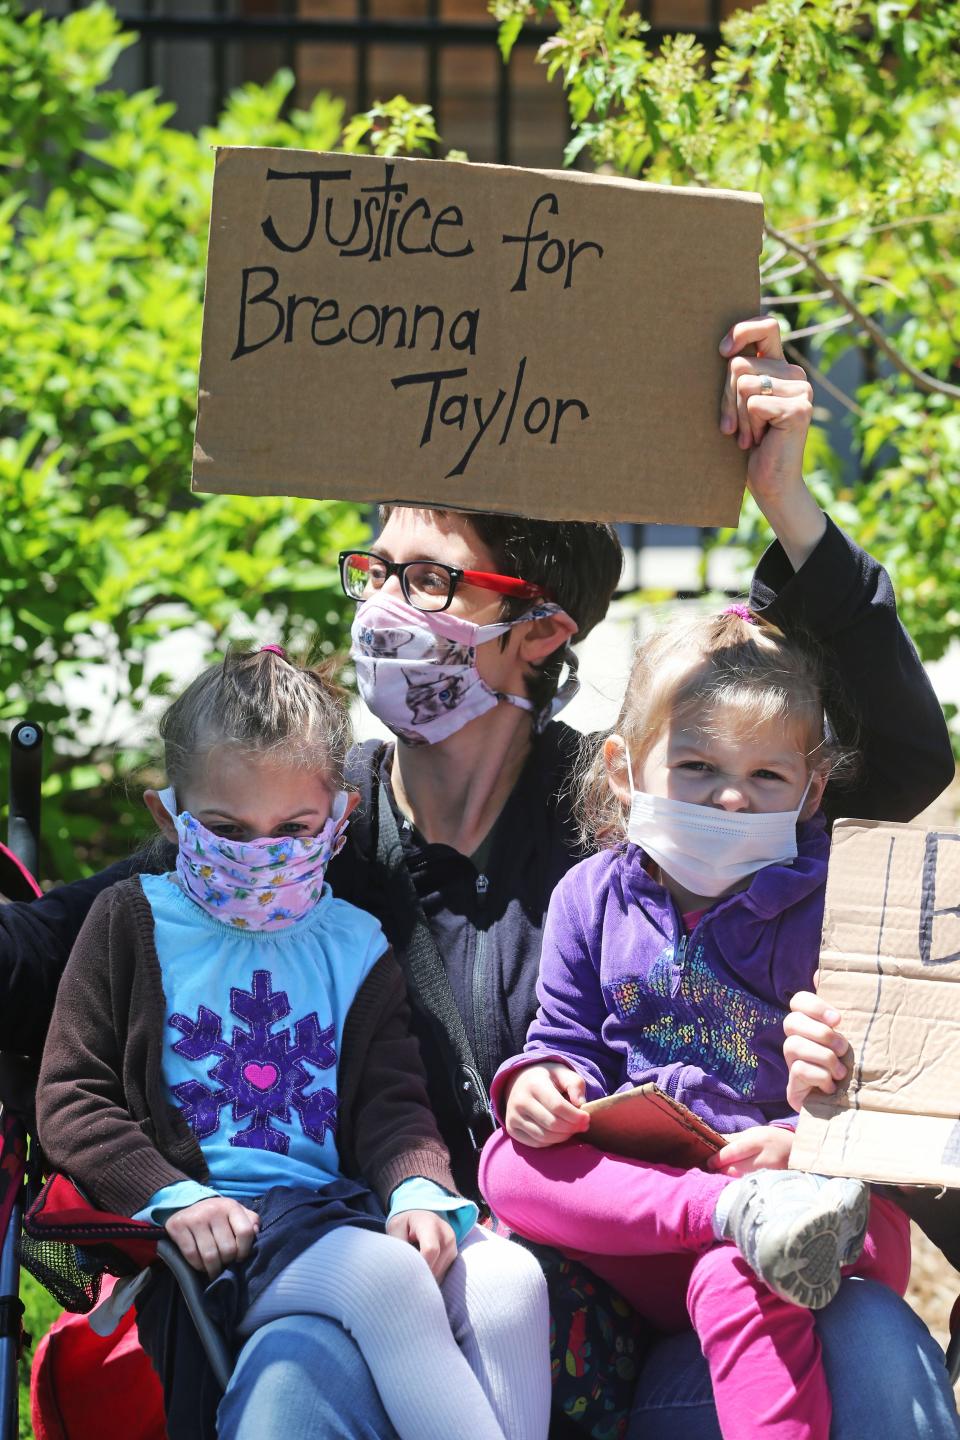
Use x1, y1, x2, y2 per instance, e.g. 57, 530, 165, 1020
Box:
620, 742, 811, 899
350, 592, 579, 746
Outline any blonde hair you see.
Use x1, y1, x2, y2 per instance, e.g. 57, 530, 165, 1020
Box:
578, 607, 848, 850
159, 647, 352, 797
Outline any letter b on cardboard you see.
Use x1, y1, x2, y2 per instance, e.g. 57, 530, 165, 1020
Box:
791, 819, 960, 1188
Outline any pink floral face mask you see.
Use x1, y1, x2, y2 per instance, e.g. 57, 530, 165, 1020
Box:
157, 787, 350, 931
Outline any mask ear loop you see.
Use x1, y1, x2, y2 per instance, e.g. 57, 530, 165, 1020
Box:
157, 785, 179, 820
622, 737, 636, 798
329, 789, 350, 823
795, 772, 814, 816
535, 644, 581, 732
323, 791, 353, 861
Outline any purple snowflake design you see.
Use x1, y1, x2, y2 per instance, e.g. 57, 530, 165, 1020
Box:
169, 970, 338, 1154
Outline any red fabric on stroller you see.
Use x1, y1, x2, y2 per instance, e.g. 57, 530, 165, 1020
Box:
0, 839, 41, 902
26, 1174, 164, 1274
22, 1174, 164, 1313
24, 1177, 169, 1438
2, 745, 167, 1436
30, 1274, 167, 1440
0, 1112, 26, 1270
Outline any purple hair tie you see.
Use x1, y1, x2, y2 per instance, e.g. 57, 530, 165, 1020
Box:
259, 644, 288, 660
722, 604, 757, 624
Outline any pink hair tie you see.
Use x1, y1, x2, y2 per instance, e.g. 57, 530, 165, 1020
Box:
259, 644, 288, 660
722, 604, 757, 624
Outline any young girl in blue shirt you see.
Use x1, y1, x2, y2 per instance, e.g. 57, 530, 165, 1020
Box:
38, 646, 549, 1440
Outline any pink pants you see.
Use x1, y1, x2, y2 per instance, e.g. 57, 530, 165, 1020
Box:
479, 1133, 911, 1440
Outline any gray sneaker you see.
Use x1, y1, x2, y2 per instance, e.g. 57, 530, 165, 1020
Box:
720, 1170, 869, 1310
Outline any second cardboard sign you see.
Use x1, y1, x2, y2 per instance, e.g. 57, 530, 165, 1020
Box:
792, 818, 960, 1189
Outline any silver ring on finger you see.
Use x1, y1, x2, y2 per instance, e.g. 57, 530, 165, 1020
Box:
759, 374, 774, 395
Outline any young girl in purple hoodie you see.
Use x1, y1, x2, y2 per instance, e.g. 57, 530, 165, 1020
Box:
479, 606, 912, 1440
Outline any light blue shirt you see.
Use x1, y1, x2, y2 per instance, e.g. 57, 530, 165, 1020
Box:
137, 873, 476, 1242
137, 1175, 477, 1245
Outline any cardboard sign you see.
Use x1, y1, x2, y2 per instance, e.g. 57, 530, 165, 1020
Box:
791, 819, 960, 1189
192, 148, 763, 524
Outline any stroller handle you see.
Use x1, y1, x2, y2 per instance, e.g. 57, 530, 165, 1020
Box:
7, 721, 43, 881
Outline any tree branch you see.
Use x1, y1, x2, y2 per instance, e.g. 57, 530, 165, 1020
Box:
760, 257, 807, 283
799, 209, 960, 253
782, 314, 854, 342
759, 254, 805, 279
779, 198, 958, 241
764, 222, 960, 401
761, 290, 832, 306
783, 342, 863, 418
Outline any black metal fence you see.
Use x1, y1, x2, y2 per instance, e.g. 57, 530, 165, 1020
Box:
29, 2, 727, 166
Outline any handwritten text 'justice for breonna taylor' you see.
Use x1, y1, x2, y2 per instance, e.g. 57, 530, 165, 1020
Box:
229, 161, 604, 478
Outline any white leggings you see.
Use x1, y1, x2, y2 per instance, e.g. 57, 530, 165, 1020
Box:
237, 1224, 550, 1440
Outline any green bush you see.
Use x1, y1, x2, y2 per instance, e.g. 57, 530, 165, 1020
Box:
495, 0, 960, 746
18, 1271, 60, 1440
0, 2, 379, 880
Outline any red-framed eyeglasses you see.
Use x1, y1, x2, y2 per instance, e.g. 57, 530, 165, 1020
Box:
338, 550, 551, 613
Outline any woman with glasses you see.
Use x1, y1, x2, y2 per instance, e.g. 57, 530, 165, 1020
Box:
3, 317, 957, 1440
229, 346, 960, 1439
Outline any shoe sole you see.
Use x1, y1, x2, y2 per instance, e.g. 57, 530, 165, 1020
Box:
758, 1178, 869, 1311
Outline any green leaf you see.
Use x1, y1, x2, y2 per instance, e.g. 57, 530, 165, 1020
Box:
498, 13, 524, 64
769, 68, 787, 121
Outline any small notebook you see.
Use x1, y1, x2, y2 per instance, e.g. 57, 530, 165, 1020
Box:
583, 1084, 724, 1168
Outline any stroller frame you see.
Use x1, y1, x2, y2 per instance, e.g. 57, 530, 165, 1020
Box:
1, 719, 43, 1439
0, 720, 230, 1440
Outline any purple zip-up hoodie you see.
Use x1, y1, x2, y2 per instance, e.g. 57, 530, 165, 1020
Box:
490, 816, 830, 1135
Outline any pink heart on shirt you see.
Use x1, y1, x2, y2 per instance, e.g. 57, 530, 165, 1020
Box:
243, 1062, 279, 1091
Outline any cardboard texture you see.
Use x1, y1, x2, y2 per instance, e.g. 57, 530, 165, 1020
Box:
791, 818, 960, 1188
192, 147, 763, 524
584, 1083, 723, 1168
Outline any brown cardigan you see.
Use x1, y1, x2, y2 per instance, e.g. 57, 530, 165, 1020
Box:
37, 877, 457, 1217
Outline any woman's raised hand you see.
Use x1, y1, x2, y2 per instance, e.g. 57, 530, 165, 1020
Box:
165, 1196, 260, 1280
783, 990, 852, 1112
385, 1209, 458, 1283
502, 1061, 591, 1148
719, 315, 826, 570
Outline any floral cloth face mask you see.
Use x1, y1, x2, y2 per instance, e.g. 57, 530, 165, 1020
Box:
350, 592, 579, 746
157, 786, 351, 931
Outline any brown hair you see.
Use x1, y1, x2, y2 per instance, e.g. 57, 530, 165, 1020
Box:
377, 506, 623, 712
578, 607, 851, 849
159, 647, 352, 798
